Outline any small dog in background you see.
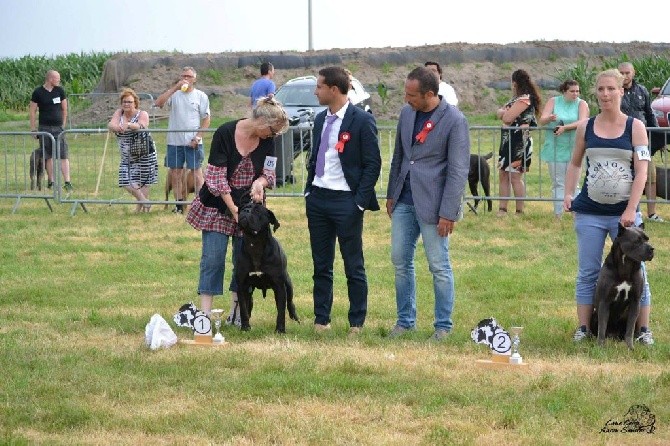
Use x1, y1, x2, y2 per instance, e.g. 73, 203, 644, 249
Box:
467, 151, 492, 213
164, 169, 195, 210
29, 148, 45, 191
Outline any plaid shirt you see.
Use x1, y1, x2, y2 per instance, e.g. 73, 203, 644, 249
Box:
186, 156, 274, 235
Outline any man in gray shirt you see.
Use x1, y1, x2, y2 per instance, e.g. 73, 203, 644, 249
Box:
155, 66, 211, 214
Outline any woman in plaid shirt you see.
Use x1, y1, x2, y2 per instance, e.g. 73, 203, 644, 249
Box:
186, 97, 289, 324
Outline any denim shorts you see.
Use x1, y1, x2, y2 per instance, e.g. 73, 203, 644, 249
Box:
197, 230, 240, 296
165, 144, 204, 169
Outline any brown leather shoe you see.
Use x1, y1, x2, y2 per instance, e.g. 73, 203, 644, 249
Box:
314, 323, 332, 333
348, 326, 362, 336
428, 329, 449, 342
388, 325, 415, 338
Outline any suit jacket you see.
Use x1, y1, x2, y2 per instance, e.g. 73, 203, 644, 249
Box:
386, 98, 470, 224
305, 104, 381, 211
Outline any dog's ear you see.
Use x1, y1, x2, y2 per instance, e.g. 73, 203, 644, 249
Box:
617, 223, 627, 237
240, 188, 252, 206
267, 209, 280, 232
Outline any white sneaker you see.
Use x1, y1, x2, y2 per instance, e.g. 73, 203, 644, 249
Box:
225, 313, 241, 328
635, 327, 655, 345
573, 325, 591, 342
225, 302, 240, 327
647, 214, 665, 222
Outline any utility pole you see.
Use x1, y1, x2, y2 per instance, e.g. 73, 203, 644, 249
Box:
308, 0, 313, 51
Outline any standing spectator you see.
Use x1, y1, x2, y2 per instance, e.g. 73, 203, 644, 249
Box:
564, 69, 654, 345
539, 80, 590, 219
386, 67, 470, 341
424, 61, 458, 107
29, 70, 73, 191
619, 62, 665, 222
107, 88, 159, 213
304, 67, 381, 336
249, 62, 276, 108
186, 97, 288, 317
155, 66, 210, 214
343, 68, 357, 103
496, 69, 542, 216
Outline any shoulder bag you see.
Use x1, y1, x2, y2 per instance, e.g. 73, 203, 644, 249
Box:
129, 130, 156, 159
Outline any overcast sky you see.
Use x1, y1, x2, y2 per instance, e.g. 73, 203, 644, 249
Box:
2, 0, 668, 59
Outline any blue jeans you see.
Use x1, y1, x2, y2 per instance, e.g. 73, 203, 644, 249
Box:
574, 212, 650, 306
198, 231, 240, 296
391, 203, 455, 332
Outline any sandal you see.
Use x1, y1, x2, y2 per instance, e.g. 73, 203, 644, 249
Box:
496, 207, 507, 217
142, 204, 152, 213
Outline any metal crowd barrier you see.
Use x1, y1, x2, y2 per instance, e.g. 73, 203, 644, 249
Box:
468, 125, 669, 212
0, 131, 57, 213
2, 125, 668, 215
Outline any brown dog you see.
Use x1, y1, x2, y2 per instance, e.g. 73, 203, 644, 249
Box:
164, 169, 195, 210
29, 148, 45, 191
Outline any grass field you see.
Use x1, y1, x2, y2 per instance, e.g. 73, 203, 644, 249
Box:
1, 193, 669, 444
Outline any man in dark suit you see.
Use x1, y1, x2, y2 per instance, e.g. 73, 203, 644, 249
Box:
304, 67, 382, 336
386, 67, 470, 341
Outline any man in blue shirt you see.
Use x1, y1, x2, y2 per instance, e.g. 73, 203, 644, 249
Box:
249, 62, 275, 108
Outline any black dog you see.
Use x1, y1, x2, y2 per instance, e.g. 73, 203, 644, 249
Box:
29, 148, 44, 191
467, 151, 492, 213
590, 224, 654, 349
235, 201, 300, 333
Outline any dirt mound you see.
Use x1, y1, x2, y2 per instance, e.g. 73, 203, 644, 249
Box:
85, 41, 670, 123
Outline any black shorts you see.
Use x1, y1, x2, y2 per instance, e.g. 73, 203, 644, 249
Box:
38, 125, 69, 160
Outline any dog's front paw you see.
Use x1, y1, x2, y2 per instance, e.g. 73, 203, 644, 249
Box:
241, 324, 252, 331
625, 337, 635, 350
275, 327, 287, 334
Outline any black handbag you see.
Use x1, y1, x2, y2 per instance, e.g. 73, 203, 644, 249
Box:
129, 131, 155, 158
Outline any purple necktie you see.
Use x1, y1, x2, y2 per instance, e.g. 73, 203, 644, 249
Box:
315, 114, 338, 177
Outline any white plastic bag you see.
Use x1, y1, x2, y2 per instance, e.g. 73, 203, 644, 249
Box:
145, 314, 178, 350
